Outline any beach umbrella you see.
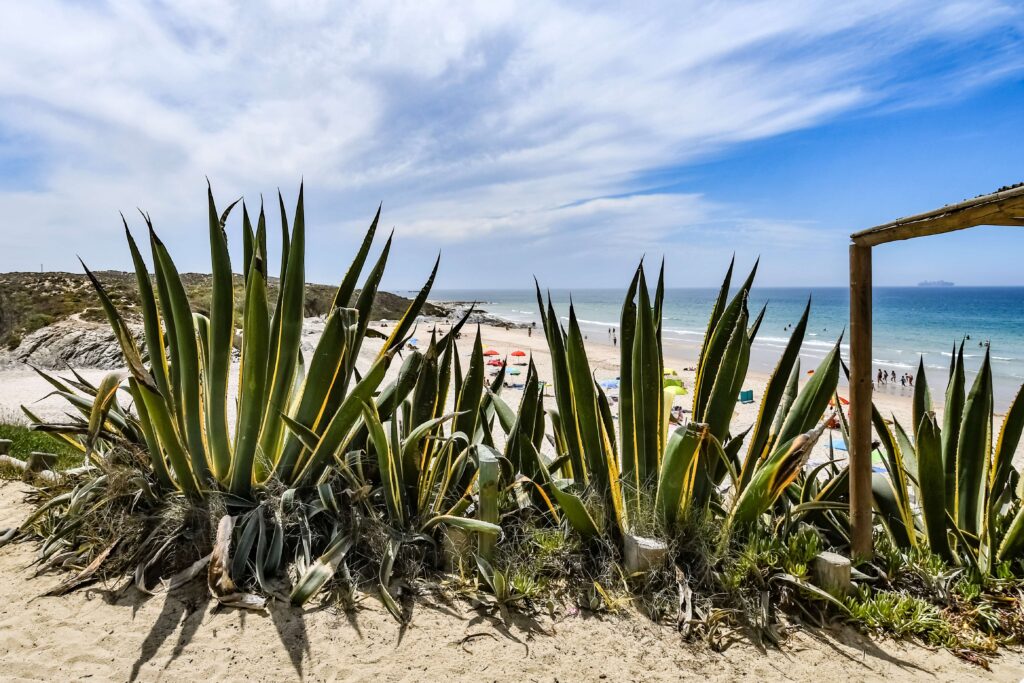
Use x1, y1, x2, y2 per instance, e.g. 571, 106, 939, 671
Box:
599, 379, 620, 390
829, 395, 850, 407
663, 368, 677, 376
511, 350, 526, 357
508, 367, 522, 376
483, 349, 500, 356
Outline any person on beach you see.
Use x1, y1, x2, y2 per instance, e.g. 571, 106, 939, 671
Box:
877, 369, 884, 385
900, 375, 906, 387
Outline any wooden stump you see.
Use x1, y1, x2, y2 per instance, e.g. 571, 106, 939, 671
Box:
441, 526, 474, 573
813, 551, 852, 597
624, 533, 668, 574
26, 452, 59, 472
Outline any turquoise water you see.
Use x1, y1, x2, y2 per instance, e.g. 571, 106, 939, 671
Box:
427, 287, 1024, 409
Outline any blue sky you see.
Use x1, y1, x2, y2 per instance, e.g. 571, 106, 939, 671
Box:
1, 1, 1022, 289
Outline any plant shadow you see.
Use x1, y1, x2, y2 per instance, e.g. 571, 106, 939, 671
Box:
114, 584, 313, 682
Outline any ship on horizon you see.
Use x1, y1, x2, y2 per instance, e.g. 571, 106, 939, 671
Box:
918, 280, 955, 287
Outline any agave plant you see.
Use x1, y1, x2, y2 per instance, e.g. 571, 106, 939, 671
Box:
57, 185, 440, 499
871, 345, 1024, 571
528, 259, 842, 547
20, 365, 145, 466
348, 327, 510, 616
13, 183, 464, 607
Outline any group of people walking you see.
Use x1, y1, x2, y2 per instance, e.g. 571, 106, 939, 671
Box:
876, 368, 914, 388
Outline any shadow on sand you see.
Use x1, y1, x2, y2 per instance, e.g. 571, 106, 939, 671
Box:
76, 578, 932, 682
105, 582, 314, 682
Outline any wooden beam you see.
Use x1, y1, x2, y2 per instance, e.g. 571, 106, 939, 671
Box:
849, 244, 873, 559
851, 185, 1024, 247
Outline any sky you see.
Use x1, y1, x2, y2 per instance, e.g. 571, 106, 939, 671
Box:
1, 1, 1023, 290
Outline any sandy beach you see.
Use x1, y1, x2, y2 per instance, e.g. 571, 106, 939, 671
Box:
3, 319, 1021, 470
0, 477, 1019, 681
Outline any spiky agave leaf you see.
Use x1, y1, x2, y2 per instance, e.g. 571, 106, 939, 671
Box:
256, 186, 306, 477
229, 255, 270, 495
273, 307, 358, 483
740, 298, 810, 491
990, 381, 1024, 512
912, 356, 932, 444
942, 340, 967, 511
773, 336, 842, 447
379, 254, 440, 357
618, 264, 643, 503
872, 405, 918, 549
530, 441, 601, 538
564, 305, 609, 491
83, 371, 125, 466
206, 189, 241, 481
294, 351, 393, 484
536, 286, 585, 481
693, 260, 756, 423
149, 227, 210, 484
916, 412, 951, 560
332, 203, 381, 311
729, 422, 827, 528
289, 530, 356, 606
955, 350, 993, 534
655, 422, 707, 529
629, 267, 662, 493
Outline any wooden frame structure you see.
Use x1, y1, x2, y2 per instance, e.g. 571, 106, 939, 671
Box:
847, 184, 1024, 557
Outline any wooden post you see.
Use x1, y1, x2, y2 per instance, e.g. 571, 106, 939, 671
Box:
849, 244, 873, 559
477, 446, 500, 563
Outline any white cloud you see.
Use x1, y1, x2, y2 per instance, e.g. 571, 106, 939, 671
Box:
0, 0, 1021, 285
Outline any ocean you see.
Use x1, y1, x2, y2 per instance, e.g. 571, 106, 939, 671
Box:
425, 286, 1024, 410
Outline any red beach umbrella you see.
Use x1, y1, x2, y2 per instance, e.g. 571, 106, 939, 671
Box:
483, 349, 500, 356
511, 350, 526, 357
